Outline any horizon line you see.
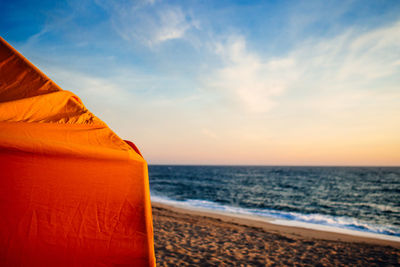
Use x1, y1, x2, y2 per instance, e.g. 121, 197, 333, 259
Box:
147, 163, 400, 168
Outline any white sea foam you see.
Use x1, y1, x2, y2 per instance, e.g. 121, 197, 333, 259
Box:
151, 195, 400, 242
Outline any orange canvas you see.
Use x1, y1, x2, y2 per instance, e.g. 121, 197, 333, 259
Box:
0, 37, 155, 266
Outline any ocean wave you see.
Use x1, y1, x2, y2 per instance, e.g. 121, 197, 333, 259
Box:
151, 195, 400, 238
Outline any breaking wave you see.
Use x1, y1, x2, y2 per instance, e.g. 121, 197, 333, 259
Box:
151, 195, 400, 239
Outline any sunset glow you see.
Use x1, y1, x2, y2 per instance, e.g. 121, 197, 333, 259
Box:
2, 0, 399, 165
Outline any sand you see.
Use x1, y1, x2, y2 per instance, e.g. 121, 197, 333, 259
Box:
152, 202, 400, 266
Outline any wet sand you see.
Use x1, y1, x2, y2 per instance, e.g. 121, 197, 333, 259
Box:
152, 202, 400, 266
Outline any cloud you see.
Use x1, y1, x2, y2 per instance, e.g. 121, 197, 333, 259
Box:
207, 36, 298, 113
21, 9, 76, 49
44, 67, 126, 103
201, 128, 218, 139
154, 7, 194, 43
98, 0, 199, 46
206, 20, 400, 113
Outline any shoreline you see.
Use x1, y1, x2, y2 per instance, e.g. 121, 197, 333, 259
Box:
152, 201, 400, 249
152, 201, 400, 265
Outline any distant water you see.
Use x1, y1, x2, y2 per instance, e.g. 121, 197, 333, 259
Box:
148, 166, 400, 238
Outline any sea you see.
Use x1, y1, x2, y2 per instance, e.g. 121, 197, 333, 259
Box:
148, 165, 400, 240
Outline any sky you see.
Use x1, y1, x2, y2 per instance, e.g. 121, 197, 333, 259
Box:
1, 0, 400, 166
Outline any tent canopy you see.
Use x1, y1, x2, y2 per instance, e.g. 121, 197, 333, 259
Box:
0, 37, 155, 266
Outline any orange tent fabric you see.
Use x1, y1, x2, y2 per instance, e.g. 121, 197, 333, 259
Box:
0, 37, 155, 266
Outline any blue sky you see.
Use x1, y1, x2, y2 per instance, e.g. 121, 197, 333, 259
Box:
1, 0, 400, 165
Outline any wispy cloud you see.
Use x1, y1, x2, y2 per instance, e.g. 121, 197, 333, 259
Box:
206, 36, 298, 113
98, 0, 199, 46
43, 67, 127, 103
201, 128, 218, 139
206, 20, 400, 113
154, 7, 196, 43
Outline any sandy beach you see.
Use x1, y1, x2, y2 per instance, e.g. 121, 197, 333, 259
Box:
152, 202, 400, 266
